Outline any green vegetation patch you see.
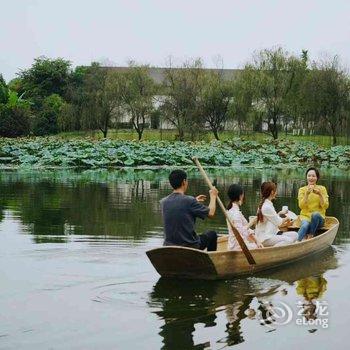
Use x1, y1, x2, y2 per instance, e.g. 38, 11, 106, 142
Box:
0, 137, 349, 169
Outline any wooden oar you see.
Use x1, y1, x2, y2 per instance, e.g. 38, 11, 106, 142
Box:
192, 157, 256, 265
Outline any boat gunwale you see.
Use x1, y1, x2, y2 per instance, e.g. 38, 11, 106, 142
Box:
147, 217, 339, 257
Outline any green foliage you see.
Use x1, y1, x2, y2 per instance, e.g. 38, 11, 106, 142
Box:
242, 47, 308, 139
0, 137, 349, 169
161, 59, 205, 140
200, 70, 233, 140
76, 63, 123, 138
32, 94, 65, 136
17, 56, 72, 108
229, 71, 255, 133
60, 65, 92, 132
119, 64, 157, 140
0, 75, 8, 104
0, 92, 31, 137
300, 57, 350, 145
2, 50, 350, 142
7, 77, 23, 94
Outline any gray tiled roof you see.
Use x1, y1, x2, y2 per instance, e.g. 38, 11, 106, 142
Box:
104, 66, 241, 83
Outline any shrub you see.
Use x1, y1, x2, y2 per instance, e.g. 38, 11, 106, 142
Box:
0, 104, 30, 137
32, 94, 64, 136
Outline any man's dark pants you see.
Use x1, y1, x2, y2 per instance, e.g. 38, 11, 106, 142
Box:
198, 231, 217, 251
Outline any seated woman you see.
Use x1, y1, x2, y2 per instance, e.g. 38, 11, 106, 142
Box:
226, 184, 261, 251
255, 182, 298, 247
297, 167, 329, 241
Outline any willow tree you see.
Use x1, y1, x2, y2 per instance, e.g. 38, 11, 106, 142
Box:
244, 47, 307, 139
228, 69, 256, 134
300, 58, 350, 145
78, 63, 123, 138
119, 64, 157, 140
161, 59, 205, 140
200, 69, 234, 140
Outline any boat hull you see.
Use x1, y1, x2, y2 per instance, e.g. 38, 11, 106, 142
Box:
146, 217, 339, 280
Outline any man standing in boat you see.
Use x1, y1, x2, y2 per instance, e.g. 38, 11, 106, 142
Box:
160, 169, 219, 251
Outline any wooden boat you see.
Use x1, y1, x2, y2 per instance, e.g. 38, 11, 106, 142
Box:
146, 217, 339, 280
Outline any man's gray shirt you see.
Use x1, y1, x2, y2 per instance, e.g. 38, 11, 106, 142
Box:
160, 193, 209, 247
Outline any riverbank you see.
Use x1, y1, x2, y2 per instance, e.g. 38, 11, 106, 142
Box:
0, 137, 349, 169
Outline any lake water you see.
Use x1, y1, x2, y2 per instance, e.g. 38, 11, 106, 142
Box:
0, 167, 349, 350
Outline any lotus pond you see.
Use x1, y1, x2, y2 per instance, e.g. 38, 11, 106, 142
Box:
1, 138, 350, 168
0, 166, 349, 349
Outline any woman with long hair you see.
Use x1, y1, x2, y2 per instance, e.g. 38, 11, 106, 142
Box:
255, 182, 298, 247
226, 184, 261, 250
297, 167, 329, 241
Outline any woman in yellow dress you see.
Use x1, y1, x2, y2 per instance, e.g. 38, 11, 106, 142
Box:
297, 167, 329, 241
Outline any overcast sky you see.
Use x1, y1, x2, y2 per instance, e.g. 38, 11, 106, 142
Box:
1, 0, 350, 81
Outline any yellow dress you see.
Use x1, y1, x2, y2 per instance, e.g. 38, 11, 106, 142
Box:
296, 276, 327, 301
298, 185, 329, 222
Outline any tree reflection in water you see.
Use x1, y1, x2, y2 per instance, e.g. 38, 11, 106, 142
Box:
0, 167, 349, 243
148, 278, 255, 349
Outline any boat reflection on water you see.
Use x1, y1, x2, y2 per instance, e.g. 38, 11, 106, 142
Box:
148, 247, 338, 349
149, 277, 255, 349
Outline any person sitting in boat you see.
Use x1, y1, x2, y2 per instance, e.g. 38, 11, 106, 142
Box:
160, 169, 219, 251
226, 184, 262, 250
297, 167, 329, 241
255, 182, 298, 247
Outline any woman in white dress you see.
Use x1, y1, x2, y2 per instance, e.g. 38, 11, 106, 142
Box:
226, 184, 261, 251
255, 182, 298, 247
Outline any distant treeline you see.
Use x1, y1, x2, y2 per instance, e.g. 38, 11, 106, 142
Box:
1, 47, 349, 144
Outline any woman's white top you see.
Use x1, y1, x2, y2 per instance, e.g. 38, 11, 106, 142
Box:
227, 203, 255, 251
255, 199, 283, 242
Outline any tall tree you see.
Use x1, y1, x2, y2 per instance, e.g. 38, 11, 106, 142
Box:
17, 56, 72, 108
119, 64, 156, 140
244, 47, 306, 139
161, 59, 205, 140
229, 70, 255, 134
60, 65, 93, 132
79, 63, 123, 138
200, 70, 233, 140
283, 50, 310, 133
301, 57, 350, 145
